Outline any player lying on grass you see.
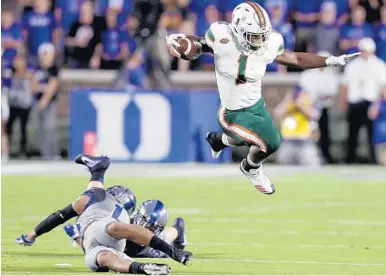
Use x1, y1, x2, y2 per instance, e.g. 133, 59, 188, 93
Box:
64, 199, 187, 258
16, 154, 192, 275
166, 2, 360, 195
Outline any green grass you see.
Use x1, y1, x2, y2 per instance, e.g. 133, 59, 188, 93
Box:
2, 173, 386, 275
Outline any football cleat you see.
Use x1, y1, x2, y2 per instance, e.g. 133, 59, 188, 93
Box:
170, 247, 192, 265
75, 154, 110, 172
141, 263, 171, 275
240, 159, 275, 195
205, 131, 225, 159
173, 217, 187, 250
16, 234, 35, 246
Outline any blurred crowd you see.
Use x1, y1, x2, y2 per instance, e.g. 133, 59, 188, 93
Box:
1, 0, 386, 165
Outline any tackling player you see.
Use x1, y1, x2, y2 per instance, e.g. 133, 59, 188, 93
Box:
16, 154, 192, 274
64, 199, 187, 259
166, 2, 360, 195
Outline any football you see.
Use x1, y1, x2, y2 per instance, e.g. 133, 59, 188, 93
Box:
177, 35, 202, 60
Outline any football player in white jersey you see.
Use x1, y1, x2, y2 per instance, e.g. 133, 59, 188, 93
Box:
166, 2, 359, 195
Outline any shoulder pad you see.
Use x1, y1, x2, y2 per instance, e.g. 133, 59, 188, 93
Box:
270, 30, 285, 55
206, 21, 231, 45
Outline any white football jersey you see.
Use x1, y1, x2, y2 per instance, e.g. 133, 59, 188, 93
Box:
205, 21, 284, 110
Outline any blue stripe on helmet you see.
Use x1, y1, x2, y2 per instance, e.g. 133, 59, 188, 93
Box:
150, 200, 164, 223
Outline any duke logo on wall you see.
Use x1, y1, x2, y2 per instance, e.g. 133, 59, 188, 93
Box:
70, 90, 190, 162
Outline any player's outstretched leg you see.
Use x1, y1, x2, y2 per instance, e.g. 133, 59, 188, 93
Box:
206, 131, 244, 159
96, 250, 171, 275
172, 217, 187, 250
16, 154, 111, 246
240, 145, 276, 195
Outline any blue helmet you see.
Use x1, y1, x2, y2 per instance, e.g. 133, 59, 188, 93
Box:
106, 185, 136, 215
133, 200, 168, 235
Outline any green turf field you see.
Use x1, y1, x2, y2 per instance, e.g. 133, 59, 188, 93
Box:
2, 171, 386, 275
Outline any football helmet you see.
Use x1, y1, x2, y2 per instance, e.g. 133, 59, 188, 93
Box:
133, 200, 168, 235
106, 185, 136, 215
230, 2, 272, 53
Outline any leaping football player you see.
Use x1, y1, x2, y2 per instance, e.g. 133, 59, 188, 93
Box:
166, 2, 360, 195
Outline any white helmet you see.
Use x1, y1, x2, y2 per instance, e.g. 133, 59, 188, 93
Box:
230, 2, 272, 53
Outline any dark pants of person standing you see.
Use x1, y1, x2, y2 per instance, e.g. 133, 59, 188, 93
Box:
6, 106, 31, 155
346, 100, 376, 164
318, 108, 333, 163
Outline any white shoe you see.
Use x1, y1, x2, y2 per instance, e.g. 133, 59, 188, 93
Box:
239, 159, 275, 195
142, 263, 171, 275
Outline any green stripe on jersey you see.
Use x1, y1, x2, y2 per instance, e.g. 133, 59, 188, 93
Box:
206, 28, 215, 42
238, 55, 248, 76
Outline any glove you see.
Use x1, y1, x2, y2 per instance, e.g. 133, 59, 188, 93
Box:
169, 247, 193, 265
63, 223, 80, 241
325, 52, 361, 67
166, 33, 186, 58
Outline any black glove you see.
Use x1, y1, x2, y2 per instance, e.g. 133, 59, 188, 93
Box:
169, 247, 193, 265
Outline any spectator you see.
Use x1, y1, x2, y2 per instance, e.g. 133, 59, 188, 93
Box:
321, 0, 350, 26
375, 6, 386, 61
359, 0, 383, 24
17, 0, 34, 18
298, 51, 340, 164
2, 12, 23, 68
123, 16, 148, 88
91, 10, 127, 70
66, 1, 103, 68
274, 88, 321, 166
187, 0, 220, 70
159, 0, 184, 34
100, 0, 133, 27
55, 0, 84, 35
31, 43, 60, 160
340, 6, 374, 54
4, 55, 34, 158
22, 0, 58, 65
266, 3, 296, 72
222, 0, 244, 22
368, 89, 386, 165
292, 0, 321, 52
132, 0, 172, 88
311, 1, 340, 55
259, 0, 292, 25
339, 38, 386, 164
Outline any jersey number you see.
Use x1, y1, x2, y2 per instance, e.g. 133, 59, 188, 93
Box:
235, 55, 248, 85
111, 204, 123, 220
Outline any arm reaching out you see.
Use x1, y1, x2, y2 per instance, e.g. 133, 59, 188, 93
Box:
275, 50, 361, 69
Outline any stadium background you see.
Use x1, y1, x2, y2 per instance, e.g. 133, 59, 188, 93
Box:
1, 0, 385, 164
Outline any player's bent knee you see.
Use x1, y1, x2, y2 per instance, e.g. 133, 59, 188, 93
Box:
267, 132, 281, 154
106, 221, 124, 240
96, 251, 112, 267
